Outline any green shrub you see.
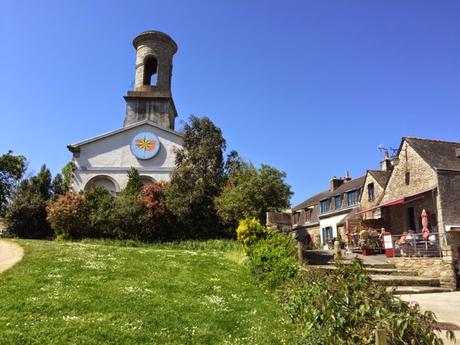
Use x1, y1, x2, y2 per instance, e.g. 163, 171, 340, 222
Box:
47, 192, 85, 239
111, 195, 145, 240
247, 233, 300, 289
82, 187, 116, 238
282, 259, 452, 345
236, 218, 268, 250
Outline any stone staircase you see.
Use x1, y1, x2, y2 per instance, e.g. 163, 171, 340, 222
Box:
306, 261, 451, 294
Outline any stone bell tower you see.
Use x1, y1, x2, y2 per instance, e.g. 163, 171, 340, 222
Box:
123, 31, 178, 129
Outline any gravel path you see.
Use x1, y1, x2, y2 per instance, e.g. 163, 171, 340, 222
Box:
0, 240, 24, 273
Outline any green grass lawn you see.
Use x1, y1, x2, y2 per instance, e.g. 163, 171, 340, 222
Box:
0, 239, 295, 345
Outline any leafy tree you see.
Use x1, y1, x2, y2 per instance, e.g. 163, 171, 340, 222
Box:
52, 173, 65, 196
123, 167, 143, 197
0, 151, 26, 216
5, 165, 54, 238
61, 162, 73, 191
215, 163, 292, 227
166, 115, 226, 238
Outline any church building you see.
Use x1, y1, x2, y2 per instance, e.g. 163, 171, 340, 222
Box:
67, 31, 183, 194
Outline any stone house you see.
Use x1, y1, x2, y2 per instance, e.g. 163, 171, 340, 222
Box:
358, 137, 460, 256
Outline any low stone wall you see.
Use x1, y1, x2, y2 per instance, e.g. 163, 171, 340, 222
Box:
388, 250, 457, 290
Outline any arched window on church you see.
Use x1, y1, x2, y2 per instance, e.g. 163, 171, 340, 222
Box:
143, 56, 158, 86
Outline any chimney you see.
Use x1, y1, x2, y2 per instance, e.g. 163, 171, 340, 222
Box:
456, 148, 460, 158
380, 149, 393, 171
330, 176, 345, 191
344, 170, 351, 182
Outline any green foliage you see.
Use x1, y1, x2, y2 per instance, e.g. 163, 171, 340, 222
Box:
123, 167, 143, 197
0, 151, 26, 216
47, 192, 85, 239
5, 165, 54, 238
283, 259, 450, 345
139, 182, 175, 241
247, 233, 300, 289
236, 218, 268, 250
61, 162, 73, 191
111, 194, 145, 240
216, 163, 292, 227
166, 115, 227, 238
82, 187, 116, 238
51, 173, 66, 196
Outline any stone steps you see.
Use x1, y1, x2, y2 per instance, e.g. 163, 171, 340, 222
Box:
309, 265, 417, 276
388, 286, 452, 295
370, 274, 440, 287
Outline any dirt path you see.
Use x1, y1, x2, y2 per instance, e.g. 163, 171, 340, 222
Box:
0, 240, 24, 273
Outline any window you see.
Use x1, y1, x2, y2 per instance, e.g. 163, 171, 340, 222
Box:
405, 171, 410, 185
322, 226, 334, 244
368, 183, 375, 201
347, 190, 359, 206
334, 195, 342, 210
305, 209, 312, 222
320, 199, 330, 213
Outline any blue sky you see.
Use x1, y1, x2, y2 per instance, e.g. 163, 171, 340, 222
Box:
1, 0, 459, 205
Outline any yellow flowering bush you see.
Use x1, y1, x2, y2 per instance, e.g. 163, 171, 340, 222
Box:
236, 218, 268, 250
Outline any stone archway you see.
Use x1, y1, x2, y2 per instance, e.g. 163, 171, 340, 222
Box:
84, 175, 120, 195
140, 175, 156, 186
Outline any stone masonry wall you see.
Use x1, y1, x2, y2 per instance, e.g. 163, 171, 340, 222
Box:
381, 141, 437, 203
389, 254, 457, 290
360, 172, 385, 220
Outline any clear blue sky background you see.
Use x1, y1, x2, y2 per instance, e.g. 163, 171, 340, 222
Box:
1, 0, 459, 205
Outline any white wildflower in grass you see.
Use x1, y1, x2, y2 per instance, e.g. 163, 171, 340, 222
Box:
62, 315, 80, 322
205, 295, 224, 305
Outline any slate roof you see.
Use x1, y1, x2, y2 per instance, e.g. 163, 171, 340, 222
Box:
327, 175, 366, 198
292, 190, 329, 211
405, 137, 460, 172
368, 170, 391, 187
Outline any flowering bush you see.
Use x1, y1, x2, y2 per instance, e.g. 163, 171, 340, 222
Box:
47, 192, 85, 239
236, 218, 268, 250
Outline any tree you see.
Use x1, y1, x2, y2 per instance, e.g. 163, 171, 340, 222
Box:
215, 163, 292, 227
123, 167, 143, 197
166, 115, 226, 238
5, 165, 54, 238
52, 173, 65, 196
61, 162, 73, 192
0, 151, 26, 216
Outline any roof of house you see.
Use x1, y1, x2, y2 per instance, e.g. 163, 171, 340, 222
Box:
293, 175, 365, 214
368, 170, 391, 187
292, 190, 329, 211
327, 175, 366, 198
404, 137, 460, 172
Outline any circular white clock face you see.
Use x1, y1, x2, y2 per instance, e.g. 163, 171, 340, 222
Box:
130, 132, 160, 160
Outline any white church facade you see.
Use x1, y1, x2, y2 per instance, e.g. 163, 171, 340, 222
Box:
68, 31, 183, 194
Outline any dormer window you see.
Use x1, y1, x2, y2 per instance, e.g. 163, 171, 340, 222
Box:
320, 199, 330, 213
347, 190, 359, 206
334, 195, 342, 210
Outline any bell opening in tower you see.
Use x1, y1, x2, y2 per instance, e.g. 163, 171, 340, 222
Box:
143, 56, 158, 87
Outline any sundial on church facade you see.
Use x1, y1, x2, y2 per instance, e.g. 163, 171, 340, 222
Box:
130, 132, 161, 160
